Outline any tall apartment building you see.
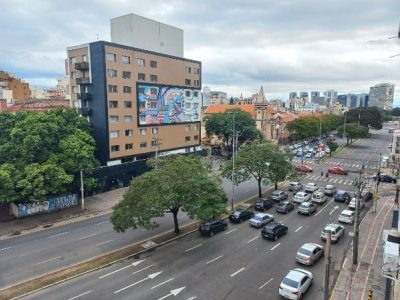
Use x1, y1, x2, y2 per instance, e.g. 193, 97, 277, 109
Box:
323, 89, 338, 107
289, 92, 297, 99
310, 91, 320, 100
66, 41, 201, 166
0, 71, 30, 101
369, 83, 395, 110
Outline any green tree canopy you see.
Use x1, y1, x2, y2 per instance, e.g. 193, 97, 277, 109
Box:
336, 123, 370, 145
345, 107, 383, 130
287, 115, 343, 141
111, 155, 227, 234
391, 107, 400, 117
326, 140, 339, 156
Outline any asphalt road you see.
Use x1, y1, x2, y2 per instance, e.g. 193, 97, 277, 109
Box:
21, 126, 394, 299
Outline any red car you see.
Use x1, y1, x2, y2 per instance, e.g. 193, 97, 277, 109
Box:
328, 167, 347, 175
295, 165, 313, 173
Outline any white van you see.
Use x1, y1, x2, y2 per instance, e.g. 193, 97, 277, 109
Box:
312, 192, 327, 204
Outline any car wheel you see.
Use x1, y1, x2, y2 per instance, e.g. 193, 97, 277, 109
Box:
274, 235, 278, 241
286, 209, 289, 214
210, 230, 214, 237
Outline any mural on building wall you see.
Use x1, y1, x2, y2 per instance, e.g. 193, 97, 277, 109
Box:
10, 194, 78, 218
138, 84, 200, 125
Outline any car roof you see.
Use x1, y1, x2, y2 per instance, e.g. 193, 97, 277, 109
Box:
300, 243, 322, 251
290, 181, 301, 185
254, 213, 272, 218
324, 224, 341, 230
341, 209, 354, 215
325, 185, 334, 188
300, 201, 312, 206
286, 269, 309, 281
265, 221, 282, 228
336, 190, 346, 194
279, 201, 290, 205
314, 191, 323, 195
306, 182, 315, 185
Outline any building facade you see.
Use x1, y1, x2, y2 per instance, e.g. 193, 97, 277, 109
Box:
0, 71, 30, 101
369, 83, 395, 110
323, 89, 338, 107
66, 41, 201, 166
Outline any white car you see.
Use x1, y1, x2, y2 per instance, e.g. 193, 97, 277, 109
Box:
338, 209, 355, 224
321, 224, 345, 243
312, 191, 327, 204
249, 213, 274, 228
296, 243, 324, 266
323, 185, 336, 196
305, 183, 319, 193
279, 268, 313, 300
348, 198, 365, 210
325, 148, 331, 154
293, 192, 311, 204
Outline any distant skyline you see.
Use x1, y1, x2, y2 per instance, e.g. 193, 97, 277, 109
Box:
1, 0, 399, 103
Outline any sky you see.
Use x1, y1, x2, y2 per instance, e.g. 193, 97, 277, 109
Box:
1, 0, 400, 104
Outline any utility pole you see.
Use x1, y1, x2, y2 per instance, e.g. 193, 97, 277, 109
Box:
323, 230, 332, 300
353, 170, 362, 265
231, 113, 236, 211
80, 169, 85, 211
343, 112, 347, 140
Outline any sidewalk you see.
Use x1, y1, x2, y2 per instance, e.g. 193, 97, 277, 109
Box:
330, 195, 395, 300
0, 188, 127, 240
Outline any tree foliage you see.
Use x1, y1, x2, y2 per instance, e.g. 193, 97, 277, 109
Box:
0, 109, 99, 203
336, 123, 370, 145
111, 155, 227, 234
391, 107, 400, 117
345, 107, 383, 130
222, 142, 294, 197
326, 140, 339, 156
204, 109, 264, 150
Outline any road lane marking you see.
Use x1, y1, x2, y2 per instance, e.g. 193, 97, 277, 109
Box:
329, 205, 339, 216
332, 179, 338, 183
46, 232, 68, 239
185, 244, 203, 252
151, 278, 175, 290
96, 239, 113, 246
295, 226, 303, 232
68, 291, 92, 300
0, 247, 11, 252
259, 278, 274, 290
186, 297, 197, 300
79, 233, 98, 240
270, 243, 281, 251
314, 200, 333, 217
338, 179, 343, 184
206, 255, 224, 264
96, 220, 109, 225
224, 228, 237, 235
132, 264, 154, 275
35, 256, 62, 265
99, 259, 145, 279
114, 271, 162, 294
247, 236, 259, 244
230, 267, 246, 277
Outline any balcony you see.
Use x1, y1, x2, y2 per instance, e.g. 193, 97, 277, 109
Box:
76, 77, 90, 85
79, 107, 93, 117
80, 92, 92, 101
75, 62, 89, 70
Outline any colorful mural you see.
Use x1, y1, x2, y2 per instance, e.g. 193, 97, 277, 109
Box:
138, 85, 200, 125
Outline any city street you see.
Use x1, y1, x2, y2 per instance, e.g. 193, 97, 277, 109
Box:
20, 127, 393, 299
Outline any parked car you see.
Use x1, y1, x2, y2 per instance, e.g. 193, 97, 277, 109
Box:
348, 198, 365, 210
249, 213, 274, 228
279, 268, 313, 300
289, 182, 303, 192
271, 190, 288, 202
254, 197, 274, 212
312, 191, 327, 204
338, 209, 355, 224
229, 207, 254, 223
293, 191, 311, 204
321, 224, 345, 243
325, 148, 331, 154
296, 243, 324, 266
373, 173, 397, 184
296, 150, 304, 157
361, 191, 373, 202
305, 183, 319, 193
199, 219, 227, 237
324, 184, 336, 196
298, 202, 317, 216
295, 165, 313, 173
304, 152, 313, 158
276, 201, 295, 214
328, 167, 348, 175
334, 191, 351, 203
261, 221, 288, 241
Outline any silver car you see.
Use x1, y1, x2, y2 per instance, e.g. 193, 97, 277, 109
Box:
321, 224, 345, 243
296, 243, 324, 266
312, 191, 327, 204
298, 202, 317, 216
249, 213, 274, 228
293, 192, 310, 204
304, 183, 319, 193
323, 184, 336, 196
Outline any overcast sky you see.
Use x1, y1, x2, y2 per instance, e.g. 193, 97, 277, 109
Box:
1, 0, 400, 103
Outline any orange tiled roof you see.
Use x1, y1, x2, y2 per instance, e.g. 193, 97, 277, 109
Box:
204, 104, 255, 116
281, 112, 297, 123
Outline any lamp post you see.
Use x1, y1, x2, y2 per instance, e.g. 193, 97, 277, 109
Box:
230, 112, 238, 211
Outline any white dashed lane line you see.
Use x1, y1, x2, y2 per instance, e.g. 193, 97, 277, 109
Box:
270, 243, 281, 251
206, 255, 224, 265
247, 236, 259, 244
185, 244, 203, 252
224, 228, 237, 235
230, 267, 246, 277
259, 278, 274, 290
295, 226, 303, 233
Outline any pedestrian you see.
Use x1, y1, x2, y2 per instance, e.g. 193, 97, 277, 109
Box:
325, 172, 329, 178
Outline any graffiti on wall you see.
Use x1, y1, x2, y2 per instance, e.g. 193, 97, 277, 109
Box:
10, 194, 78, 218
138, 84, 200, 125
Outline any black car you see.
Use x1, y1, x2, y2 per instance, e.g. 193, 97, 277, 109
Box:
199, 219, 227, 236
361, 191, 373, 202
334, 191, 351, 203
374, 173, 397, 184
229, 208, 254, 223
275, 201, 295, 214
261, 222, 288, 241
255, 197, 274, 211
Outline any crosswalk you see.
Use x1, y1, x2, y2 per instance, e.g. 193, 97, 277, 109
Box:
292, 158, 378, 169
302, 174, 354, 186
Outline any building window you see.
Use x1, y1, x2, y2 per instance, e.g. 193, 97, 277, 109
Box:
152, 128, 158, 134
111, 145, 120, 152
82, 55, 87, 62
150, 60, 157, 68
136, 58, 145, 66
125, 143, 133, 150
185, 66, 192, 74
70, 71, 77, 79
185, 125, 190, 132
150, 88, 157, 95
185, 90, 191, 97
110, 131, 119, 138
123, 86, 132, 94
124, 115, 133, 123
140, 142, 147, 148
72, 86, 79, 94
122, 71, 131, 79
185, 79, 191, 85
124, 101, 132, 108
121, 55, 131, 64
107, 69, 117, 78
185, 103, 191, 109
193, 91, 199, 97
185, 136, 191, 142
70, 57, 77, 64
194, 68, 200, 74
194, 124, 199, 131
106, 53, 116, 62
150, 75, 158, 82
194, 135, 199, 141
194, 80, 200, 86
138, 73, 146, 81
140, 129, 147, 135
109, 101, 118, 108
108, 85, 118, 93
110, 115, 119, 123
125, 129, 133, 137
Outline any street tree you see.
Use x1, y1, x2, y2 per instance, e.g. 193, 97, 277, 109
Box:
268, 150, 295, 190
111, 155, 227, 234
326, 140, 339, 157
345, 107, 383, 130
336, 123, 370, 145
287, 115, 343, 141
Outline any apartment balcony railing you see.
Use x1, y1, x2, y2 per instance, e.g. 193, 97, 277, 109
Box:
79, 107, 93, 117
75, 62, 89, 70
80, 92, 92, 101
76, 77, 90, 85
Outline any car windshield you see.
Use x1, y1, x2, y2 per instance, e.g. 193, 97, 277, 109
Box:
233, 211, 241, 216
336, 194, 343, 198
299, 203, 309, 208
254, 215, 264, 221
282, 277, 299, 288
272, 191, 280, 196
298, 248, 312, 256
296, 193, 305, 197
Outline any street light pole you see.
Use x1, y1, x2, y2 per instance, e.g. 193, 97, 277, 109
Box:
319, 117, 322, 140
80, 169, 85, 211
323, 230, 332, 300
352, 170, 362, 265
343, 112, 347, 140
231, 113, 236, 211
